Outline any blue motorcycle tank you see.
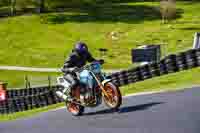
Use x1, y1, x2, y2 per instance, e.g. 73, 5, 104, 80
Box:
79, 62, 103, 89
79, 70, 94, 89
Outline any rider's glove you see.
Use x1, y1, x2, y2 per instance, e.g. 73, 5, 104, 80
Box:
98, 59, 105, 64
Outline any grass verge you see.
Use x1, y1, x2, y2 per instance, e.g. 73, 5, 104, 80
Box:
0, 103, 65, 122
0, 70, 60, 89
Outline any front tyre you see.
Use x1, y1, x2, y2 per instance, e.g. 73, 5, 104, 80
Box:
66, 102, 84, 116
103, 82, 122, 109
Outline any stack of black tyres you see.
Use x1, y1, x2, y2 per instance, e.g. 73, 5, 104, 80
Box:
109, 48, 200, 87
0, 86, 63, 114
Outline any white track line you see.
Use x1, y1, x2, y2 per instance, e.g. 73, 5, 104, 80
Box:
0, 66, 121, 73
50, 90, 166, 112
124, 90, 166, 98
0, 66, 61, 72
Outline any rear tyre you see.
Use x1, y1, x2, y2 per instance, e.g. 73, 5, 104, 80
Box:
66, 102, 84, 116
103, 82, 122, 109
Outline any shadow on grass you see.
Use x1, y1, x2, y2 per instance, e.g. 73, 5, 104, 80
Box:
41, 4, 184, 24
40, 4, 183, 24
83, 102, 164, 116
180, 27, 200, 31
111, 0, 156, 4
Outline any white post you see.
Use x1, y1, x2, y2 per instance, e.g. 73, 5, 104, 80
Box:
193, 32, 200, 49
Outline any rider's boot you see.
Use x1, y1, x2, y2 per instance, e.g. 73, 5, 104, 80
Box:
88, 88, 95, 104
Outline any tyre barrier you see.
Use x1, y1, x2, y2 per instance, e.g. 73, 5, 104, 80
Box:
108, 48, 200, 87
1, 48, 200, 114
6, 86, 51, 99
0, 86, 63, 114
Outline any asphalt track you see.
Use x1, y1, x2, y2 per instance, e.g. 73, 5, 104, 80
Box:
1, 87, 200, 133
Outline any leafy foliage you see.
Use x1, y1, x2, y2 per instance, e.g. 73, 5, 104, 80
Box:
15, 0, 38, 9
0, 0, 10, 7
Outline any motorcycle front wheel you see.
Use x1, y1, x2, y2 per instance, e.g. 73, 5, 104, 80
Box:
66, 102, 84, 116
102, 82, 122, 109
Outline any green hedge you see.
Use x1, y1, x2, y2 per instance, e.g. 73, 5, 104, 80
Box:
0, 0, 9, 7
0, 6, 10, 16
15, 0, 38, 9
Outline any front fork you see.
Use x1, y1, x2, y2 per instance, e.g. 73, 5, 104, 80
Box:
89, 72, 111, 98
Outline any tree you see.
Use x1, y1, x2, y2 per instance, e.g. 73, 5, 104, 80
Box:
0, 0, 10, 6
39, 0, 45, 13
10, 0, 16, 16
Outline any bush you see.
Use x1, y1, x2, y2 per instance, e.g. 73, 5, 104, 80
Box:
0, 6, 10, 16
46, 0, 87, 9
15, 0, 38, 10
0, 0, 10, 7
45, 0, 107, 9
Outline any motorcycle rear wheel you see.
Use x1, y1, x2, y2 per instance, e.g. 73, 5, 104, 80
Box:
66, 102, 84, 116
103, 82, 122, 109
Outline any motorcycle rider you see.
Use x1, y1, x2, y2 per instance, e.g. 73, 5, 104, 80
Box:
59, 42, 104, 101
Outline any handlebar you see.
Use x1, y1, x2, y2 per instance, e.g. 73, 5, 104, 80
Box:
76, 60, 104, 73
61, 60, 104, 73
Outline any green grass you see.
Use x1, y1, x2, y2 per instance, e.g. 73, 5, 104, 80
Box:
0, 70, 60, 89
0, 102, 65, 121
0, 2, 200, 69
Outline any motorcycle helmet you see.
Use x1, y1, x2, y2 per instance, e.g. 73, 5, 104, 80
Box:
74, 42, 88, 53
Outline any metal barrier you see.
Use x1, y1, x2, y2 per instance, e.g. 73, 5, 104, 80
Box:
0, 48, 200, 114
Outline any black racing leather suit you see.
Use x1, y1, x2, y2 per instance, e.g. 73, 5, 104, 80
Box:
61, 50, 96, 89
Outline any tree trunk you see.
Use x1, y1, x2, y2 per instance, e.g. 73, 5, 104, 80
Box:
40, 0, 45, 13
10, 0, 16, 16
